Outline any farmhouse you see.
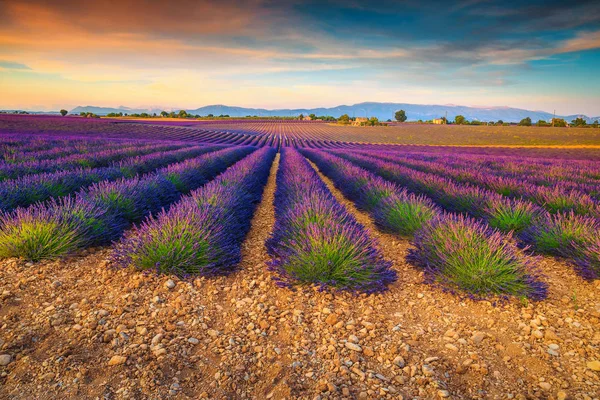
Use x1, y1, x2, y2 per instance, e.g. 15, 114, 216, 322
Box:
432, 118, 445, 124
352, 117, 368, 126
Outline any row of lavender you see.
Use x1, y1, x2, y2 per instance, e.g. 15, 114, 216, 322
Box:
359, 150, 600, 212
114, 147, 275, 274
266, 148, 396, 292
0, 146, 254, 260
301, 149, 548, 299
0, 145, 224, 212
0, 142, 192, 181
0, 136, 163, 164
329, 150, 599, 281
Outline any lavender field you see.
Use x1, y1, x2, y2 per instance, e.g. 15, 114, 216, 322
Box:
0, 115, 599, 399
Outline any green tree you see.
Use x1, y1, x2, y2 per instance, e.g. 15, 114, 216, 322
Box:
298, 113, 304, 120
60, 109, 68, 117
571, 117, 587, 127
518, 117, 532, 126
592, 121, 599, 128
536, 120, 549, 127
496, 120, 503, 125
552, 118, 567, 127
308, 113, 317, 120
394, 110, 407, 122
368, 117, 379, 126
454, 115, 466, 125
338, 114, 350, 124
160, 111, 168, 117
178, 110, 188, 118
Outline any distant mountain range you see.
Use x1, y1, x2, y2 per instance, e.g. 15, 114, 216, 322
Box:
65, 103, 598, 124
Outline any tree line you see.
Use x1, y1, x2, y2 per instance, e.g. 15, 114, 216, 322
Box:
392, 109, 598, 128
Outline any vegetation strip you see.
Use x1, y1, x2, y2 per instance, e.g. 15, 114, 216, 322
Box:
359, 150, 600, 216
0, 146, 254, 261
0, 142, 186, 181
334, 150, 600, 280
113, 146, 275, 275
266, 148, 396, 293
303, 149, 546, 298
0, 145, 223, 212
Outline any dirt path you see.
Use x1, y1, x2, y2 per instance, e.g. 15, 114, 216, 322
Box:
0, 152, 599, 399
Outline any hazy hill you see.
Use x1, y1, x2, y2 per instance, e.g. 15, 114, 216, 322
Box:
70, 103, 600, 123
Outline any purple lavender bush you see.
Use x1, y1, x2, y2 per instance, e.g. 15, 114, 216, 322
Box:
114, 147, 275, 275
0, 196, 124, 261
0, 145, 222, 212
0, 146, 253, 261
301, 149, 438, 237
267, 148, 396, 293
520, 211, 600, 279
408, 213, 547, 300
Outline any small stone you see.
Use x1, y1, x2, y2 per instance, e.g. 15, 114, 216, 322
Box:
151, 333, 163, 346
165, 280, 176, 290
136, 326, 148, 335
153, 348, 167, 357
322, 307, 331, 314
445, 344, 458, 352
393, 356, 405, 368
207, 329, 219, 338
438, 390, 450, 398
348, 335, 359, 343
544, 330, 559, 341
539, 382, 551, 391
586, 360, 600, 371
108, 355, 127, 366
444, 329, 456, 337
422, 364, 434, 377
325, 313, 338, 326
188, 338, 199, 345
471, 332, 486, 344
259, 320, 270, 330
557, 391, 568, 400
363, 347, 374, 357
346, 342, 362, 352
532, 330, 543, 339
0, 355, 12, 366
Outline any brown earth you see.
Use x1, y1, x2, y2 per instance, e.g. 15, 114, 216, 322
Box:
1, 155, 599, 399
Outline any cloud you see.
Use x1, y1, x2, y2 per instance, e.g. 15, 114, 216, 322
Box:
0, 60, 31, 70
0, 0, 599, 115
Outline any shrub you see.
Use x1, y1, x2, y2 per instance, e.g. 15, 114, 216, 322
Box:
0, 197, 122, 261
267, 148, 396, 293
408, 214, 547, 299
374, 194, 437, 236
483, 197, 541, 233
520, 212, 598, 257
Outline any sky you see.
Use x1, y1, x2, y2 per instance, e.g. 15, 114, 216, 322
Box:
0, 0, 599, 115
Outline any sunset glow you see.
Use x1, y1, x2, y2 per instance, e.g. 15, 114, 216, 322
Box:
1, 0, 599, 114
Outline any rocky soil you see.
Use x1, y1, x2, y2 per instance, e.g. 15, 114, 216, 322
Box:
1, 156, 599, 399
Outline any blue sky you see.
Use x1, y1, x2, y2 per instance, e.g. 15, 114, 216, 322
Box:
0, 0, 599, 115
